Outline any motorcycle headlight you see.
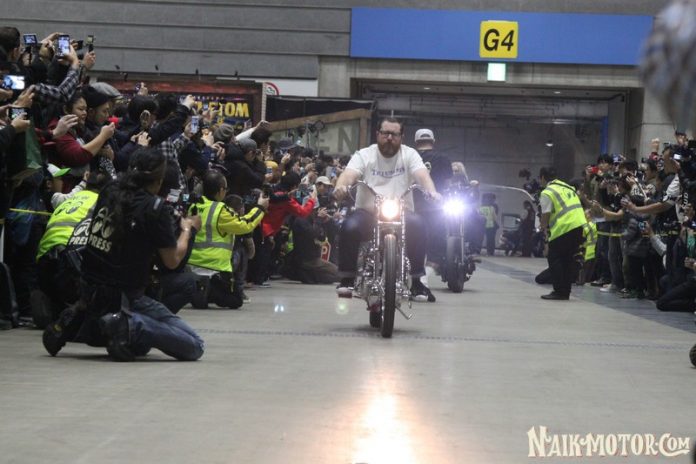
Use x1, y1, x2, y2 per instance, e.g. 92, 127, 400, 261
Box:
380, 199, 400, 220
444, 199, 466, 216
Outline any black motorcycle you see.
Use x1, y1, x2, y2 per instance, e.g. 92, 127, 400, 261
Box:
441, 184, 479, 293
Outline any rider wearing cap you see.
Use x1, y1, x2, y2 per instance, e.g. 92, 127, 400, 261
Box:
413, 128, 453, 278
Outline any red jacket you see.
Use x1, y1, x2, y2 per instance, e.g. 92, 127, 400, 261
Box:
47, 118, 93, 167
261, 195, 315, 238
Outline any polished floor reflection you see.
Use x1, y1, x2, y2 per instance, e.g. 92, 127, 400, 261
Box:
0, 256, 693, 463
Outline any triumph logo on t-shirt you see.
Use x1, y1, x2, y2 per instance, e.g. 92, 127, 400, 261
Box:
370, 166, 405, 178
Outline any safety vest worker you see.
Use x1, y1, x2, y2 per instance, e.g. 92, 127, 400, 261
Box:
583, 221, 597, 261
479, 205, 497, 229
188, 173, 267, 273
541, 179, 587, 242
538, 167, 587, 301
36, 189, 99, 260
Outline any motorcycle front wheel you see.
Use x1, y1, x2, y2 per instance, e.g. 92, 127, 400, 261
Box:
446, 236, 465, 293
381, 233, 397, 338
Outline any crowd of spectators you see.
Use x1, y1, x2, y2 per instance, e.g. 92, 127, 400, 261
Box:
0, 26, 354, 332
535, 133, 696, 315
5, 23, 693, 340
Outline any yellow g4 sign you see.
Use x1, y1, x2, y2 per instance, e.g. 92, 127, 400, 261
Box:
480, 21, 518, 59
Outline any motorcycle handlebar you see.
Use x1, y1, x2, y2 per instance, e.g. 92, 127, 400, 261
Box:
353, 180, 424, 200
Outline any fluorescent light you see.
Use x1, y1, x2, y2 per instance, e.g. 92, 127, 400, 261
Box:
545, 140, 554, 147
487, 63, 506, 82
423, 87, 431, 90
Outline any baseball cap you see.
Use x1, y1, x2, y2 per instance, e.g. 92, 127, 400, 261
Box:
414, 128, 435, 142
47, 164, 70, 178
315, 176, 332, 185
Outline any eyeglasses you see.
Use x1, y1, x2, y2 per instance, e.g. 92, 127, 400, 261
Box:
378, 130, 402, 138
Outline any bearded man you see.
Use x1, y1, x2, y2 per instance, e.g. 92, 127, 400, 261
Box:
332, 118, 441, 302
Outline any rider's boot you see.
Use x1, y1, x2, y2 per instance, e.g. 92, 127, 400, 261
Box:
410, 278, 436, 303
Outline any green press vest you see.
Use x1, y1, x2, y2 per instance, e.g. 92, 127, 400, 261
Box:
583, 221, 597, 261
36, 190, 99, 260
188, 198, 234, 272
541, 179, 587, 242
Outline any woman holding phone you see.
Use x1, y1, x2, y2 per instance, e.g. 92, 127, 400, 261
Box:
48, 90, 114, 190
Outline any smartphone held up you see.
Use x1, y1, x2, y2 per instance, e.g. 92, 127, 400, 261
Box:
57, 35, 70, 57
190, 116, 200, 134
2, 75, 25, 91
9, 107, 27, 121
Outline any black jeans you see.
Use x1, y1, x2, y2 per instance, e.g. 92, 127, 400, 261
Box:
484, 227, 497, 256
208, 272, 243, 309
626, 256, 645, 292
547, 227, 584, 297
37, 250, 81, 312
656, 278, 696, 312
338, 209, 426, 278
157, 271, 197, 314
419, 208, 446, 264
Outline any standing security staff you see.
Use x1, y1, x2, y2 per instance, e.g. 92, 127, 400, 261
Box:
538, 167, 586, 300
188, 170, 268, 309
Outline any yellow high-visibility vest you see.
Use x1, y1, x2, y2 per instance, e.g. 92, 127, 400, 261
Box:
36, 190, 99, 260
479, 205, 496, 228
188, 198, 234, 272
583, 221, 597, 261
541, 179, 586, 242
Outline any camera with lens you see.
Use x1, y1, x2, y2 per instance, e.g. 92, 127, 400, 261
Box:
165, 189, 203, 217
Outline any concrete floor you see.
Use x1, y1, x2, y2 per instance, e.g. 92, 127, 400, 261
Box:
1, 256, 695, 464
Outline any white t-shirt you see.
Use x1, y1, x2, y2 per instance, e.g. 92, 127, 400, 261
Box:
346, 143, 426, 212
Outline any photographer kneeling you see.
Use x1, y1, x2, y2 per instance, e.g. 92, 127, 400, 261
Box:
33, 164, 110, 329
188, 170, 267, 309
43, 148, 205, 361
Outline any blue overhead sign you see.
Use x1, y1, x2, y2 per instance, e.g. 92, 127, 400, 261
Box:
350, 8, 653, 66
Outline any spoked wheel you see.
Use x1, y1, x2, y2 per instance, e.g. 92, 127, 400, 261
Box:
446, 237, 465, 293
380, 234, 397, 338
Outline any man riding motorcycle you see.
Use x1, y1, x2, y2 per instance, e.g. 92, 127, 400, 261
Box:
332, 117, 441, 302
